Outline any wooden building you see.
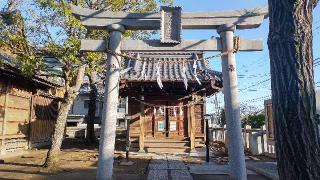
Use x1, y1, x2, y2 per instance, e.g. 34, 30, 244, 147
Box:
120, 52, 223, 153
0, 52, 62, 155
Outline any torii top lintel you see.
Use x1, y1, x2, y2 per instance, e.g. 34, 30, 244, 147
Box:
70, 5, 268, 30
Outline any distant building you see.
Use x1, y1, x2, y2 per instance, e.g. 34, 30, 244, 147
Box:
67, 77, 127, 138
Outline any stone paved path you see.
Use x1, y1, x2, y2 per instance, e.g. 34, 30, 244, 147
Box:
147, 155, 193, 180
246, 161, 278, 180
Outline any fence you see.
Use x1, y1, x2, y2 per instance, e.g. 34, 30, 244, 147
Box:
210, 126, 275, 156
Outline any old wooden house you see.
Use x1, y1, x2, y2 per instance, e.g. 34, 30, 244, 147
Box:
120, 52, 223, 153
0, 52, 62, 155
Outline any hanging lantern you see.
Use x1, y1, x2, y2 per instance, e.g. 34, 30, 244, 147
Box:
173, 106, 177, 117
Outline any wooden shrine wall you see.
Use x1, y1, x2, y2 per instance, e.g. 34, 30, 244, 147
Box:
128, 96, 205, 139
29, 95, 59, 148
0, 81, 32, 152
194, 103, 205, 137
0, 79, 59, 153
128, 97, 141, 138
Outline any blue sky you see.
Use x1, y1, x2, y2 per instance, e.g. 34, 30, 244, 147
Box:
1, 0, 319, 113
168, 0, 320, 113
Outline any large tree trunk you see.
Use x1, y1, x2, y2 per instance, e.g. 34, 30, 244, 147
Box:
86, 71, 97, 144
268, 1, 320, 179
44, 65, 86, 169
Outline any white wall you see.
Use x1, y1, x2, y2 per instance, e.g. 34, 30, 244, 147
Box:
70, 94, 103, 117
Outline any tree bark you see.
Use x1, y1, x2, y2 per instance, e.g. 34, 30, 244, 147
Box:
44, 65, 86, 169
86, 71, 97, 144
268, 1, 320, 179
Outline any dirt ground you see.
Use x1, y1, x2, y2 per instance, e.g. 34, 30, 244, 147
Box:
0, 138, 151, 180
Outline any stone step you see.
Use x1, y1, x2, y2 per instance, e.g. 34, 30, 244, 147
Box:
145, 143, 190, 148
130, 142, 190, 148
146, 147, 190, 153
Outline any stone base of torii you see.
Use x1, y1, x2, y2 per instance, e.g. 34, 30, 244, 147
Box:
71, 5, 268, 180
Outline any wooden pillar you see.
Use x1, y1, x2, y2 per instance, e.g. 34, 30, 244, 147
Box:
124, 97, 129, 130
0, 86, 9, 155
218, 24, 247, 180
139, 92, 145, 153
27, 95, 34, 149
190, 96, 196, 153
96, 24, 124, 180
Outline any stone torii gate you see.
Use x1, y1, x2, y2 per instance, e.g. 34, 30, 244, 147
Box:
71, 5, 267, 180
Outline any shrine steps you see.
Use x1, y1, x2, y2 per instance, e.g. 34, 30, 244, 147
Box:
130, 137, 191, 153
195, 137, 205, 148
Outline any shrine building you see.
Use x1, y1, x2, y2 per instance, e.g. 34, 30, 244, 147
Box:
119, 52, 223, 153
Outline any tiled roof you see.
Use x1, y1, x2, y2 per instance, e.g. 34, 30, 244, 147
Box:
121, 52, 222, 82
0, 51, 64, 87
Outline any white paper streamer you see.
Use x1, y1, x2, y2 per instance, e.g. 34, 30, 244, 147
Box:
182, 61, 188, 90
153, 107, 157, 116
173, 107, 177, 117
159, 107, 164, 115
179, 107, 183, 116
193, 54, 201, 85
141, 61, 146, 80
156, 63, 163, 89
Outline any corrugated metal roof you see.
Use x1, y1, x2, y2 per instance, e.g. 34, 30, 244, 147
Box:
121, 52, 222, 82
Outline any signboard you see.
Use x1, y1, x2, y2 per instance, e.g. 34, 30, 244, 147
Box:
158, 121, 165, 131
160, 6, 182, 44
265, 101, 274, 140
169, 121, 176, 131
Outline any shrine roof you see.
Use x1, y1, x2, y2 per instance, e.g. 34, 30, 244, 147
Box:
121, 52, 222, 83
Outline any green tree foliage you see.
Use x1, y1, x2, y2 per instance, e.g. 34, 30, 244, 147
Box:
247, 114, 265, 128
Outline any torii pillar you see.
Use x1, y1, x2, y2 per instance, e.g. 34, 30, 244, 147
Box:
96, 24, 124, 180
218, 24, 247, 180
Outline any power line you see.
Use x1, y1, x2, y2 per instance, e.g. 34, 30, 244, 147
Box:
238, 56, 269, 73
239, 78, 271, 92
241, 95, 271, 103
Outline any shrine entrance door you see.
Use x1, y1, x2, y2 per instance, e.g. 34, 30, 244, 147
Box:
151, 101, 187, 139
166, 101, 186, 138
